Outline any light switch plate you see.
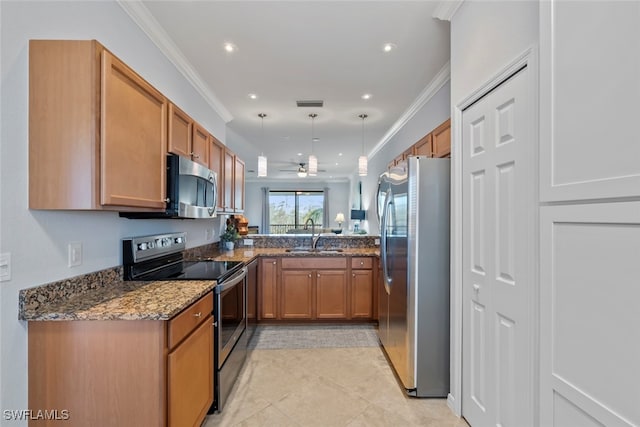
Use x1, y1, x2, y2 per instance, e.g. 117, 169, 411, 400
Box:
68, 242, 82, 267
0, 253, 11, 282
374, 238, 380, 245
243, 239, 254, 246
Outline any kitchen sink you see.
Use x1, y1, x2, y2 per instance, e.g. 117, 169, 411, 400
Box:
285, 248, 344, 253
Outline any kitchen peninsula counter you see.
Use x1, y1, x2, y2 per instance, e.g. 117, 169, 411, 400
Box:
191, 246, 380, 263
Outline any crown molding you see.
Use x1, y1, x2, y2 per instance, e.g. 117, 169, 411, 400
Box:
369, 61, 450, 160
116, 0, 233, 123
433, 0, 464, 22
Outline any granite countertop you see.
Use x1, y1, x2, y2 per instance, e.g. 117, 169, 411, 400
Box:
21, 246, 380, 322
20, 278, 215, 322
190, 247, 380, 263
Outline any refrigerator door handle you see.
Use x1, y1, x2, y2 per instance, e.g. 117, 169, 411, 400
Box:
380, 189, 393, 294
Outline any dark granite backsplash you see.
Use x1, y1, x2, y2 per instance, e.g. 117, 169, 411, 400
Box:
232, 235, 379, 249
19, 266, 123, 319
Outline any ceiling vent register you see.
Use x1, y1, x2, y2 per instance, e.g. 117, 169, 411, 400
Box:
296, 100, 324, 108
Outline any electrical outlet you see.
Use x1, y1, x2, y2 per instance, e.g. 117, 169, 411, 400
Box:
374, 238, 380, 246
0, 253, 11, 282
68, 242, 82, 267
243, 239, 254, 246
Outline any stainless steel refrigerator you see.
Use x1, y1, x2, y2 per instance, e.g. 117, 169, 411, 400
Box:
377, 156, 450, 397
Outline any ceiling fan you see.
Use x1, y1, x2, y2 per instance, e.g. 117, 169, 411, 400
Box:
278, 162, 326, 177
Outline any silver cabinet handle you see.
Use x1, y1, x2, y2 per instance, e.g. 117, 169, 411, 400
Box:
191, 152, 200, 159
308, 274, 312, 278
317, 273, 320, 278
193, 312, 202, 318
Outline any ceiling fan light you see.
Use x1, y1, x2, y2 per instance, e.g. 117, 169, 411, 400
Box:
358, 155, 368, 176
308, 155, 317, 176
258, 155, 267, 177
297, 170, 307, 178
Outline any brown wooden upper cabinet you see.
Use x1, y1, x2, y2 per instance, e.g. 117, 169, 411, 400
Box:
209, 136, 225, 211
29, 39, 167, 210
234, 156, 245, 213
223, 149, 235, 212
168, 103, 193, 159
168, 105, 210, 168
386, 118, 450, 171
220, 148, 245, 214
414, 134, 433, 156
191, 122, 210, 167
431, 118, 451, 158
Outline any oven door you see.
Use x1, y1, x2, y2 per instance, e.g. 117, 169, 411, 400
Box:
215, 267, 247, 368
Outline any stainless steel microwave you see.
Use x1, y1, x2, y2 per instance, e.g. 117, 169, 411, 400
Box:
120, 154, 217, 219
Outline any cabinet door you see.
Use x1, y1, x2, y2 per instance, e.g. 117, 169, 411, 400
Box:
209, 136, 225, 210
414, 134, 433, 157
351, 270, 373, 318
316, 270, 348, 319
234, 156, 245, 213
168, 103, 192, 158
100, 50, 167, 209
167, 316, 213, 427
402, 147, 414, 161
281, 270, 313, 319
259, 258, 278, 319
192, 122, 209, 167
432, 118, 451, 158
223, 149, 235, 212
246, 259, 258, 321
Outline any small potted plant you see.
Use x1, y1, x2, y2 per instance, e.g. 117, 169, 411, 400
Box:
220, 223, 239, 251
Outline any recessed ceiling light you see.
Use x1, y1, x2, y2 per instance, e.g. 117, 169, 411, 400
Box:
361, 93, 372, 100
335, 162, 339, 166
297, 152, 303, 156
338, 153, 343, 156
223, 42, 238, 53
312, 137, 319, 142
382, 43, 397, 53
248, 93, 258, 100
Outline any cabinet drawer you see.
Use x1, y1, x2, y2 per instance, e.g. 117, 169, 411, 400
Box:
168, 293, 213, 349
281, 257, 347, 270
351, 257, 373, 269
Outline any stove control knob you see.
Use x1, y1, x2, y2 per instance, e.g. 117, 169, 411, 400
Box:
175, 237, 183, 244
148, 241, 155, 249
138, 243, 148, 251
155, 238, 163, 247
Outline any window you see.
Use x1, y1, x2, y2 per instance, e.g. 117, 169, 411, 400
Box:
269, 191, 324, 234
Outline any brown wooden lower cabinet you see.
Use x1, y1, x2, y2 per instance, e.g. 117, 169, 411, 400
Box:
28, 293, 213, 427
316, 270, 348, 319
258, 256, 375, 321
259, 258, 278, 319
281, 270, 314, 319
351, 269, 374, 318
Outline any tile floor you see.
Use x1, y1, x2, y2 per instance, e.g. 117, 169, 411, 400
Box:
204, 327, 469, 427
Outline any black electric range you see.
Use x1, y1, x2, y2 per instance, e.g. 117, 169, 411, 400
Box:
122, 232, 243, 282
121, 232, 248, 413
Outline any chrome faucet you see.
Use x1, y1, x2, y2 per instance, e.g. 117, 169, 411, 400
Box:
304, 217, 321, 249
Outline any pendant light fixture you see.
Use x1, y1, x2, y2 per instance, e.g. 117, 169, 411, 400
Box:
308, 113, 318, 176
257, 113, 267, 177
358, 114, 368, 176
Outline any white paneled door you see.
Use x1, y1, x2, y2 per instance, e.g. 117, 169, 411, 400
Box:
461, 66, 535, 427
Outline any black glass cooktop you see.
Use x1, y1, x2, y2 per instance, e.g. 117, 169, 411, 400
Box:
139, 260, 243, 282
176, 261, 243, 281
